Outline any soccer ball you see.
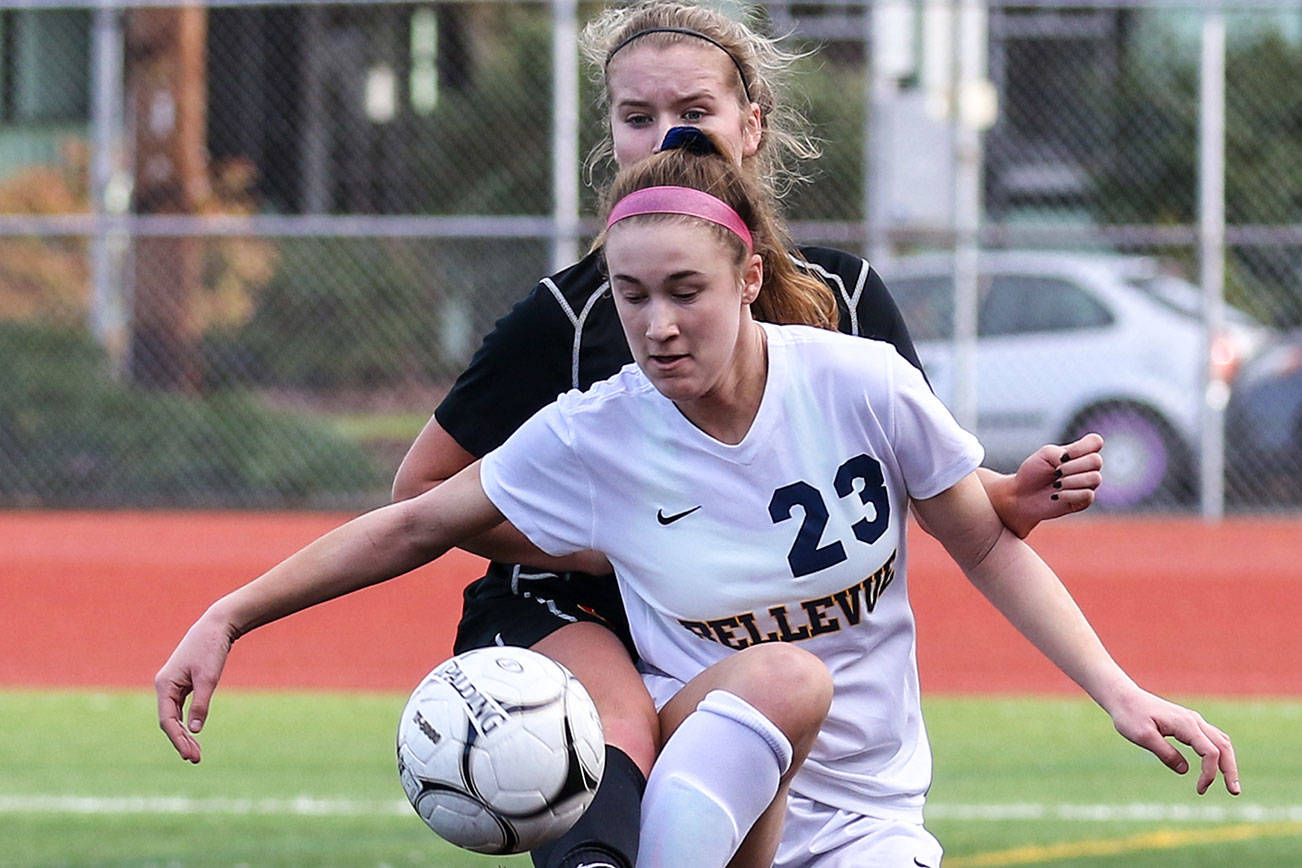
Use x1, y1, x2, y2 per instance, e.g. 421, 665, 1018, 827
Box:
396, 647, 606, 854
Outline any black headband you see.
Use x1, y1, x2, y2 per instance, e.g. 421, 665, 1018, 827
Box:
605, 27, 753, 104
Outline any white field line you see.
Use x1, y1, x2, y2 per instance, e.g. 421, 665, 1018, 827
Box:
0, 795, 412, 817
0, 796, 1298, 824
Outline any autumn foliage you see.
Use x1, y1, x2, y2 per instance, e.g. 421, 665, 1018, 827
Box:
0, 138, 276, 331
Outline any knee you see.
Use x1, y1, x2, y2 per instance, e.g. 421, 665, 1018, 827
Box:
598, 693, 661, 776
725, 644, 832, 748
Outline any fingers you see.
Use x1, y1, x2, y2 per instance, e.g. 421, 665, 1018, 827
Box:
1049, 486, 1095, 514
186, 678, 215, 736
1220, 737, 1241, 795
1204, 721, 1240, 796
1048, 434, 1103, 512
160, 716, 202, 763
1129, 725, 1191, 777
155, 675, 203, 763
1056, 435, 1104, 483
1127, 706, 1240, 796
1052, 470, 1100, 507
1061, 432, 1105, 461
1178, 717, 1231, 796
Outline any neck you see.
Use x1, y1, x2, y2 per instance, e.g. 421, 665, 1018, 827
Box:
676, 321, 768, 445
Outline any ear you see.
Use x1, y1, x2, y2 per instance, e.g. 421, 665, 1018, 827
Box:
740, 253, 763, 305
741, 102, 763, 158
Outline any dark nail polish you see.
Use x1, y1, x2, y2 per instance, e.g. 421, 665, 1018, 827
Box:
1053, 481, 1063, 489
1051, 494, 1060, 501
1054, 469, 1063, 480
1061, 452, 1071, 463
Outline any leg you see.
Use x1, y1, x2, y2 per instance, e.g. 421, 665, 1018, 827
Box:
639, 644, 834, 868
451, 569, 655, 868
530, 621, 660, 868
533, 621, 659, 775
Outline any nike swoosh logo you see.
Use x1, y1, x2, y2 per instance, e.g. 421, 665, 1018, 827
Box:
656, 505, 702, 525
914, 859, 934, 868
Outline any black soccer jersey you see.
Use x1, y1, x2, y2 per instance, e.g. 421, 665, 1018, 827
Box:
436, 246, 922, 458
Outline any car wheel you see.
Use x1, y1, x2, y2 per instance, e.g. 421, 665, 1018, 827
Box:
1067, 403, 1192, 509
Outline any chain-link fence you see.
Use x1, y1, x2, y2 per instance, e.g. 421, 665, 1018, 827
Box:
3, 0, 1300, 511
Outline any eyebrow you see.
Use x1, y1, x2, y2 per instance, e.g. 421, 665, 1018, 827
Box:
611, 269, 705, 286
613, 89, 717, 110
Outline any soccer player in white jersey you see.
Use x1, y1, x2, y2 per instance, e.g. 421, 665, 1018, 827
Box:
156, 137, 1240, 867
394, 4, 1105, 867
395, 6, 1109, 864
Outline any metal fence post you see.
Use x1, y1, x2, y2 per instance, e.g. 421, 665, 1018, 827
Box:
89, 1, 128, 378
865, 2, 893, 268
951, 0, 987, 433
1199, 7, 1227, 520
551, 0, 580, 273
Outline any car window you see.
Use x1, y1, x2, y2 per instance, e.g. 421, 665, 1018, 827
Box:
1127, 274, 1262, 328
887, 275, 954, 341
1126, 275, 1199, 318
981, 274, 1114, 336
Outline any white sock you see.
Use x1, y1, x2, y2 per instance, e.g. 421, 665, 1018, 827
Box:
636, 690, 793, 868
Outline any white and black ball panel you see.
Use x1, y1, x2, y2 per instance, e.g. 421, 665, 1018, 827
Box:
396, 647, 606, 854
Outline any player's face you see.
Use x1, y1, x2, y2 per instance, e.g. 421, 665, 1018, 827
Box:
607, 42, 762, 170
605, 219, 763, 412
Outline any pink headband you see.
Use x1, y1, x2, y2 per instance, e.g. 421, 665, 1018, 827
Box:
605, 186, 753, 251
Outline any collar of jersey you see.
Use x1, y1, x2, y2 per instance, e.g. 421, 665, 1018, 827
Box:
649, 321, 787, 464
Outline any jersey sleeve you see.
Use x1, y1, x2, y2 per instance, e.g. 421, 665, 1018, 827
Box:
479, 399, 596, 557
434, 285, 577, 458
887, 352, 984, 500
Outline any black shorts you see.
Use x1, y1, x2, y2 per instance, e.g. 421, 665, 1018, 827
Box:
452, 561, 638, 661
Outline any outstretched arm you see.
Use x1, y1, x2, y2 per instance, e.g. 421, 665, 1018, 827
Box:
155, 463, 503, 763
981, 433, 1104, 538
392, 416, 610, 575
912, 473, 1239, 796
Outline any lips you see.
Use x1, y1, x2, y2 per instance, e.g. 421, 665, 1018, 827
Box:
649, 353, 689, 371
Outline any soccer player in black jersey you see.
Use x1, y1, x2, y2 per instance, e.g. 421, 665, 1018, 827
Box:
390, 4, 1103, 867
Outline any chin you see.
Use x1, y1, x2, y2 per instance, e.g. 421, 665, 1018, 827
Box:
646, 374, 701, 403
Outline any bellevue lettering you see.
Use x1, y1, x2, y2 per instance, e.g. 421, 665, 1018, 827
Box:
678, 552, 896, 649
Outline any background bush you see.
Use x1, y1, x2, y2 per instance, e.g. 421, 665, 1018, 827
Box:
1, 322, 384, 508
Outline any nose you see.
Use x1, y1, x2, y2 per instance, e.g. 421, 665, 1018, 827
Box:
645, 298, 679, 342
651, 122, 674, 154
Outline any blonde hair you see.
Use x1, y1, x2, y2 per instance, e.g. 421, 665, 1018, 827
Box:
600, 133, 837, 330
580, 1, 819, 199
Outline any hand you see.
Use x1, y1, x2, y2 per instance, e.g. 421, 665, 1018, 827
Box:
1109, 688, 1240, 796
155, 611, 238, 763
992, 433, 1105, 538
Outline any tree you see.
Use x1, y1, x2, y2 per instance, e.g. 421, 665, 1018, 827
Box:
1095, 32, 1302, 326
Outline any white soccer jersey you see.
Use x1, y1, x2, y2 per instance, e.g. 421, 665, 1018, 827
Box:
480, 323, 983, 821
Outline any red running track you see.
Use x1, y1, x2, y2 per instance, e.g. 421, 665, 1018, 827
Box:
2, 511, 1298, 695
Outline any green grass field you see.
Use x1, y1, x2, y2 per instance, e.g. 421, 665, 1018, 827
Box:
2, 690, 1297, 867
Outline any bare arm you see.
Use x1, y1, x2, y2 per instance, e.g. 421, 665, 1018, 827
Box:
156, 464, 503, 763
392, 416, 478, 501
912, 473, 1239, 795
393, 416, 610, 575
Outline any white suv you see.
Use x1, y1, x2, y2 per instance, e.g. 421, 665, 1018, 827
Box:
883, 251, 1270, 508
